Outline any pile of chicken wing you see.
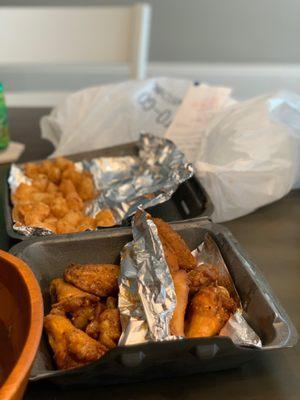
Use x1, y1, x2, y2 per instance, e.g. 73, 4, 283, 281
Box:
152, 218, 238, 338
12, 157, 116, 234
44, 263, 121, 370
44, 217, 238, 371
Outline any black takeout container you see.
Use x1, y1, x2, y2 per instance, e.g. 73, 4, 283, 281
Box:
4, 141, 213, 242
10, 218, 298, 387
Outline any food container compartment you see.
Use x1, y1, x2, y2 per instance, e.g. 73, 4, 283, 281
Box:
4, 141, 213, 242
10, 218, 297, 387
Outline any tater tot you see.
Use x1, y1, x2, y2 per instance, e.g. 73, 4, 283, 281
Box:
46, 182, 59, 193
59, 179, 77, 197
30, 192, 54, 206
77, 176, 95, 201
48, 166, 61, 184
56, 220, 79, 234
95, 209, 116, 227
62, 169, 82, 187
65, 192, 84, 211
40, 160, 53, 175
77, 216, 97, 232
55, 157, 74, 172
43, 215, 58, 233
13, 183, 37, 203
62, 210, 85, 226
24, 163, 40, 179
50, 197, 69, 218
24, 203, 50, 226
32, 175, 49, 192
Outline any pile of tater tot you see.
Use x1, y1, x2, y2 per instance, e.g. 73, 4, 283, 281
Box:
12, 157, 116, 234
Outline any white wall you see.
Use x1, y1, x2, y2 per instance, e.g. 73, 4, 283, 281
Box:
1, 0, 299, 101
1, 0, 299, 63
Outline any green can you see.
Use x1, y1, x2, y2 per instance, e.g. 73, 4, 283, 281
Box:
0, 83, 10, 150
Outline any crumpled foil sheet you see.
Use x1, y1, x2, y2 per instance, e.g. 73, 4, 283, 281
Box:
87, 133, 194, 223
118, 210, 262, 348
8, 133, 193, 236
118, 209, 177, 345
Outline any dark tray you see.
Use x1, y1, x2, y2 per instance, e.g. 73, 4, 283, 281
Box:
10, 218, 297, 387
4, 142, 213, 242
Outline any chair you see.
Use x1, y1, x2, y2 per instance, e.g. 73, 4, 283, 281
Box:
0, 4, 151, 80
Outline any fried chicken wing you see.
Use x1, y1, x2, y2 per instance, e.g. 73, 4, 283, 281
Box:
44, 314, 107, 370
49, 278, 100, 329
64, 264, 120, 297
153, 218, 196, 270
187, 264, 220, 295
49, 278, 98, 303
86, 298, 121, 349
170, 270, 189, 336
185, 285, 237, 338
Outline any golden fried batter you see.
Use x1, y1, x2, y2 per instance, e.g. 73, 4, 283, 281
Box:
153, 218, 196, 270
64, 264, 120, 297
185, 285, 237, 338
49, 278, 98, 303
44, 314, 107, 370
170, 270, 189, 336
164, 246, 179, 274
95, 209, 116, 227
187, 264, 220, 295
50, 278, 100, 329
86, 298, 121, 349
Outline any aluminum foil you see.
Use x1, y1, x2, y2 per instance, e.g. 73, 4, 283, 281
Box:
118, 210, 262, 348
87, 134, 194, 223
118, 209, 177, 346
8, 133, 193, 236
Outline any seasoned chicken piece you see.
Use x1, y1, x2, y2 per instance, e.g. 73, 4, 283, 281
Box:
50, 278, 100, 329
187, 264, 220, 295
64, 264, 120, 297
153, 218, 196, 270
185, 285, 237, 338
164, 246, 179, 274
86, 297, 121, 349
44, 314, 107, 370
170, 270, 189, 336
49, 278, 97, 302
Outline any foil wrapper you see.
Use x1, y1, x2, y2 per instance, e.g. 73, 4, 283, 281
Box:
118, 210, 262, 348
8, 133, 193, 236
87, 134, 194, 223
118, 209, 177, 346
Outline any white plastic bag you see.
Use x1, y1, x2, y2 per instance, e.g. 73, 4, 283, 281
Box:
41, 77, 191, 156
193, 92, 299, 222
41, 80, 300, 223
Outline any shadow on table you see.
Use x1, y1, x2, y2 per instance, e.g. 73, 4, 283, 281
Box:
24, 349, 299, 400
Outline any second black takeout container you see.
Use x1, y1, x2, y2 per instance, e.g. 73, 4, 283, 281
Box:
4, 141, 213, 242
10, 218, 298, 387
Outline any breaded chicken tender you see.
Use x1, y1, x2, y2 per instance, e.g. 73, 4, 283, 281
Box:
153, 218, 196, 270
64, 264, 120, 297
169, 270, 189, 336
44, 314, 108, 370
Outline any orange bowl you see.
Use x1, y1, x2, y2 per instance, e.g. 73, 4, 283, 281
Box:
0, 250, 43, 400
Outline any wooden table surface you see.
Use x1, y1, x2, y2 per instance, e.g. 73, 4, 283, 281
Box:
1, 108, 299, 400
